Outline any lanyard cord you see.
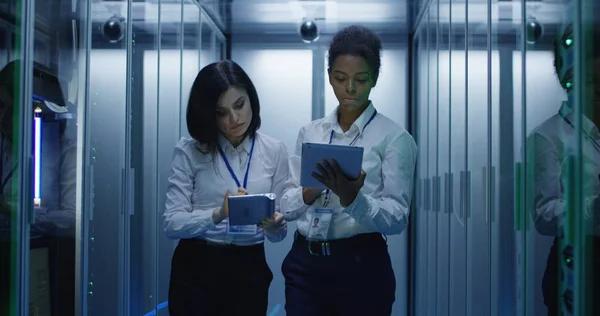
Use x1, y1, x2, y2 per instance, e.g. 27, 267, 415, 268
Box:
217, 135, 257, 189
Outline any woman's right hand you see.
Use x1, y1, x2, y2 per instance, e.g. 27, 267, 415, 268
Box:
213, 188, 248, 224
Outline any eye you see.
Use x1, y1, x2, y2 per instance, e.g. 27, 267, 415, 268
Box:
216, 110, 226, 117
234, 101, 244, 109
355, 79, 368, 83
335, 77, 346, 82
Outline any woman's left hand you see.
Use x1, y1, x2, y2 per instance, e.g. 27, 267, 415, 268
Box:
312, 159, 367, 207
259, 212, 286, 233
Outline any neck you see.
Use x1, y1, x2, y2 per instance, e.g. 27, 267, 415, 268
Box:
338, 101, 369, 132
226, 134, 246, 148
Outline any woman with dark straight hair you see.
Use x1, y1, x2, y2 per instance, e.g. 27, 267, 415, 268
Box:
163, 60, 288, 316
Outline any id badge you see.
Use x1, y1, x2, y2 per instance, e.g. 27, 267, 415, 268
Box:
307, 209, 333, 241
227, 223, 258, 235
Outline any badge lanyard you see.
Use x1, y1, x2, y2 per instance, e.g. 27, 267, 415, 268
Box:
217, 135, 256, 190
559, 113, 600, 152
322, 110, 377, 207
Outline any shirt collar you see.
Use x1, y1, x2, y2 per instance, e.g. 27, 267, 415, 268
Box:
323, 101, 377, 135
218, 133, 253, 154
559, 101, 600, 139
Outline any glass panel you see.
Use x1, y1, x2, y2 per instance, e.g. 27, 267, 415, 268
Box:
413, 14, 429, 316
217, 38, 226, 60
130, 1, 161, 315
0, 0, 26, 315
448, 0, 468, 315
85, 0, 129, 314
466, 0, 492, 314
24, 0, 89, 315
437, 1, 451, 315
489, 1, 518, 316
521, 1, 600, 315
489, 4, 501, 316
574, 1, 600, 314
200, 14, 216, 68
426, 7, 438, 316
519, 1, 577, 315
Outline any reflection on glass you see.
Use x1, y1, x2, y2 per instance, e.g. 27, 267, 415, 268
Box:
1, 0, 81, 313
525, 1, 600, 315
0, 31, 22, 316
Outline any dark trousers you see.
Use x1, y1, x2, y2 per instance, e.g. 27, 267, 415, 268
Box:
543, 236, 600, 316
168, 239, 273, 316
282, 231, 396, 316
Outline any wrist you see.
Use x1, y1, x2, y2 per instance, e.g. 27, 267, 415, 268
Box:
340, 190, 359, 208
212, 207, 224, 224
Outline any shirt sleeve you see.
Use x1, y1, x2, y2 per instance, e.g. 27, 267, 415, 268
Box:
264, 142, 290, 243
527, 133, 598, 236
281, 126, 314, 221
342, 132, 418, 235
163, 140, 218, 239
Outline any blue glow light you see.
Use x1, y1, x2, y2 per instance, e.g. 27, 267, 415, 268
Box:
34, 116, 41, 204
143, 301, 168, 316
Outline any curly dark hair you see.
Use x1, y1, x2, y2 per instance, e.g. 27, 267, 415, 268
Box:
327, 25, 382, 84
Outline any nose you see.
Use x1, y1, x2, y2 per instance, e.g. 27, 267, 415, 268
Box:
228, 111, 239, 124
346, 80, 356, 94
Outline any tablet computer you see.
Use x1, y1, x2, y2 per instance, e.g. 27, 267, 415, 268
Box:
300, 142, 364, 189
228, 193, 276, 226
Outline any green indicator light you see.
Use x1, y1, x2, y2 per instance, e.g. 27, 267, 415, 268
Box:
565, 38, 573, 46
566, 82, 573, 88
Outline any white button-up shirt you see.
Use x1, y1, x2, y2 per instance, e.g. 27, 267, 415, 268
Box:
281, 102, 418, 240
528, 101, 600, 237
163, 132, 289, 245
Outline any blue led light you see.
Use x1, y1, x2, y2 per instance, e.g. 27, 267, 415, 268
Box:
143, 301, 169, 316
34, 117, 41, 202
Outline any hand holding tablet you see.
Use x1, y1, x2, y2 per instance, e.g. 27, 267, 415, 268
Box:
300, 142, 364, 189
227, 193, 276, 226
300, 142, 367, 207
258, 212, 286, 233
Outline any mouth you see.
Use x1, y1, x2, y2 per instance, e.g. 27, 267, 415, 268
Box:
232, 123, 245, 129
343, 98, 358, 102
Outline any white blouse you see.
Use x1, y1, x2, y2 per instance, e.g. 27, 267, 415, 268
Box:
163, 132, 290, 245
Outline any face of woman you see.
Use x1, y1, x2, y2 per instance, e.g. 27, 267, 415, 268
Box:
216, 87, 253, 143
328, 54, 375, 111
